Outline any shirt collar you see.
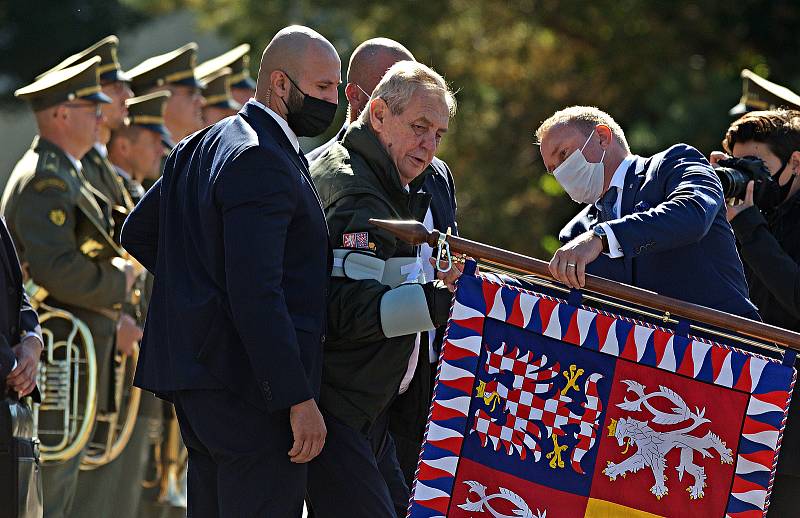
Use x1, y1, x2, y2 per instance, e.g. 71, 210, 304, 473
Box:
65, 151, 82, 174
609, 154, 636, 191
249, 99, 300, 153
93, 142, 108, 158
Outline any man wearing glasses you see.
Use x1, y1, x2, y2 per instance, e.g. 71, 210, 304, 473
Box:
2, 57, 140, 518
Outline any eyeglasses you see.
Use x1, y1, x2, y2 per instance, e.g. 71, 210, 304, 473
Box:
63, 103, 103, 117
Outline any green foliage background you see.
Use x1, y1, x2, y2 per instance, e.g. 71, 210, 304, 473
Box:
4, 0, 799, 257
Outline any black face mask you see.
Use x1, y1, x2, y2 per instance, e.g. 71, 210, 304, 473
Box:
280, 73, 337, 137
759, 159, 794, 211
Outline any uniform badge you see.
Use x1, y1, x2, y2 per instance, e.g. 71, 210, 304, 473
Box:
48, 209, 66, 226
342, 231, 369, 249
79, 238, 104, 258
34, 178, 67, 192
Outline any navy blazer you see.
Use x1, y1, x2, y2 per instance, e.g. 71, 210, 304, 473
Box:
122, 101, 331, 412
560, 144, 757, 317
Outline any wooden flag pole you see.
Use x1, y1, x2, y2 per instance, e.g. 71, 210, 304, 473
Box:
369, 218, 800, 352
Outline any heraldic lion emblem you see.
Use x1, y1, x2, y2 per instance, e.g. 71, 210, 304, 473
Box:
604, 380, 734, 500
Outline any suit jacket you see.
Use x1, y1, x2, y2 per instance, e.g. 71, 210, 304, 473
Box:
122, 101, 331, 412
0, 218, 40, 389
560, 143, 757, 317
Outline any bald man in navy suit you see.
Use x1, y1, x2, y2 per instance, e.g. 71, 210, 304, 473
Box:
122, 26, 340, 517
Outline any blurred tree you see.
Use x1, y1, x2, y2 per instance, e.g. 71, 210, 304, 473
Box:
122, 0, 800, 257
0, 0, 149, 106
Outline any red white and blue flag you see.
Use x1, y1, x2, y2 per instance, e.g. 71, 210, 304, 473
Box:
408, 264, 795, 518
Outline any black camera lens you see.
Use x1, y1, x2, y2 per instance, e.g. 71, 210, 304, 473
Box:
715, 166, 750, 200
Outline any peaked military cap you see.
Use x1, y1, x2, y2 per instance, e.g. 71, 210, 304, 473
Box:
16, 56, 112, 111
37, 35, 129, 84
196, 43, 256, 90
127, 43, 203, 93
198, 67, 241, 110
730, 69, 800, 116
126, 91, 173, 147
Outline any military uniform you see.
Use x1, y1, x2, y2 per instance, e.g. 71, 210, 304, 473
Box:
128, 42, 201, 192
2, 56, 126, 518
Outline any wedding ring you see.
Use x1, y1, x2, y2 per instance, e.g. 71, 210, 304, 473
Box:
566, 263, 577, 268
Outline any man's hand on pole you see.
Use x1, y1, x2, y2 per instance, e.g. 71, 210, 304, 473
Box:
549, 230, 603, 288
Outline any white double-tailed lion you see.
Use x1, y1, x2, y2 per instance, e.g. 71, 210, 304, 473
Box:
603, 381, 734, 500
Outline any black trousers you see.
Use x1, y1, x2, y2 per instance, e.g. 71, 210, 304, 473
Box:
172, 388, 306, 518
307, 410, 409, 518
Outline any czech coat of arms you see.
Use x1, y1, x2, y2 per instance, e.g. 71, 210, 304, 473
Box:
604, 380, 734, 500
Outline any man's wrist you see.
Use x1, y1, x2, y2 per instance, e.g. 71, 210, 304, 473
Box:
593, 226, 610, 253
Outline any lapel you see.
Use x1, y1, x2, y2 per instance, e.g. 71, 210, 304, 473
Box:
239, 102, 328, 231
619, 157, 645, 218
620, 156, 646, 274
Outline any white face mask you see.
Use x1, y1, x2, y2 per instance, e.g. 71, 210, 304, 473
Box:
553, 133, 606, 204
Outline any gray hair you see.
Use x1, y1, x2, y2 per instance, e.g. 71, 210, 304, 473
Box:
535, 105, 630, 152
359, 60, 456, 125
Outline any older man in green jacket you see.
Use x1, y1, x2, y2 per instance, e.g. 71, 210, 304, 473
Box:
308, 61, 457, 517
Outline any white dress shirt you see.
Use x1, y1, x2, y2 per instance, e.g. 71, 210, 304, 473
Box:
596, 154, 637, 258
249, 99, 300, 154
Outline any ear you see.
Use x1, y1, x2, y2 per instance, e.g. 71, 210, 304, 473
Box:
369, 98, 389, 132
595, 124, 613, 149
344, 83, 360, 106
791, 150, 800, 175
270, 70, 289, 97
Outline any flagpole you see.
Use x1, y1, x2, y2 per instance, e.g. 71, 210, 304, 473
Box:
369, 218, 800, 352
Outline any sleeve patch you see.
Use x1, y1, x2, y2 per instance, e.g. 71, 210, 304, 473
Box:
34, 178, 67, 192
342, 231, 370, 249
48, 209, 66, 226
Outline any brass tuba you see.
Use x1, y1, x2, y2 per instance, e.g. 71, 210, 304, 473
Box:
80, 344, 142, 469
26, 280, 98, 464
141, 405, 188, 508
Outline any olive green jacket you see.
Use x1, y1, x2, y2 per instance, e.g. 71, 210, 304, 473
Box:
311, 122, 432, 431
2, 137, 128, 410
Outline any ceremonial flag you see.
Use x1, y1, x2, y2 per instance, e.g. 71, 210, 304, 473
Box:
409, 264, 795, 518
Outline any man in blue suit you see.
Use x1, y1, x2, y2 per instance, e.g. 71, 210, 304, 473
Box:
121, 26, 340, 517
536, 106, 757, 318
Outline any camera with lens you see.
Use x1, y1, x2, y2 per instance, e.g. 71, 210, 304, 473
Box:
715, 156, 782, 207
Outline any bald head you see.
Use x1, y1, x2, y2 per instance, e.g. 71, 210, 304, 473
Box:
348, 38, 414, 92
255, 25, 341, 119
346, 38, 414, 122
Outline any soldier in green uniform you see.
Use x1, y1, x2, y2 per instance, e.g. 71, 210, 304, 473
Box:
127, 43, 205, 144
195, 65, 241, 126
35, 35, 156, 518
127, 43, 205, 193
196, 43, 256, 106
1, 57, 138, 518
108, 92, 171, 202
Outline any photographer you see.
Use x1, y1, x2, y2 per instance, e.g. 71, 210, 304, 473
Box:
716, 109, 800, 515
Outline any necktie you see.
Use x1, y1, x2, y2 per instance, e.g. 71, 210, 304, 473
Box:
598, 186, 618, 222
